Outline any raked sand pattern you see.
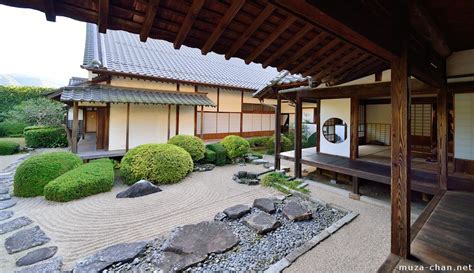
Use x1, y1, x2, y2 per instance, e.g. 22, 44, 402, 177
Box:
5, 163, 279, 271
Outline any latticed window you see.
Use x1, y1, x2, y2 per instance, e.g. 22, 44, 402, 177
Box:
411, 104, 432, 137
358, 105, 365, 137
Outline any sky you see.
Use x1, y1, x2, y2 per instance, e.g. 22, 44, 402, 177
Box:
0, 5, 87, 87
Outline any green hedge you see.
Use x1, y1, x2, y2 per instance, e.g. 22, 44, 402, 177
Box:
14, 152, 82, 197
248, 136, 271, 148
206, 143, 227, 166
120, 144, 193, 185
44, 159, 114, 202
24, 127, 67, 148
24, 125, 48, 133
0, 140, 20, 155
266, 134, 293, 154
0, 121, 28, 137
168, 135, 205, 161
0, 86, 52, 122
221, 135, 250, 159
204, 149, 216, 164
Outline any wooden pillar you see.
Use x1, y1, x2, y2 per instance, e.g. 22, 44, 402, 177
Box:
126, 103, 130, 151
390, 41, 411, 258
200, 105, 204, 139
71, 101, 79, 153
167, 104, 171, 140
294, 95, 303, 178
437, 73, 448, 190
274, 94, 282, 170
240, 90, 244, 136
176, 105, 180, 136
315, 99, 321, 153
350, 97, 359, 159
350, 176, 360, 200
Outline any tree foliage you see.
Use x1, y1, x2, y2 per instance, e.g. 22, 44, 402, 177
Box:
0, 85, 53, 122
6, 97, 65, 127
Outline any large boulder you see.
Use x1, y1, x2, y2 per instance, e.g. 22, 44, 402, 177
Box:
116, 180, 162, 198
253, 198, 275, 214
243, 211, 280, 234
282, 201, 312, 221
16, 246, 58, 267
223, 204, 251, 219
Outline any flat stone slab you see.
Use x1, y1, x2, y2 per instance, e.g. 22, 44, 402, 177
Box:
0, 199, 16, 210
0, 193, 11, 201
0, 216, 33, 234
16, 246, 58, 267
5, 226, 50, 254
252, 159, 269, 165
253, 198, 276, 213
116, 180, 162, 198
15, 256, 62, 273
73, 241, 147, 273
243, 211, 280, 234
153, 251, 206, 272
223, 204, 251, 219
0, 211, 14, 221
0, 188, 9, 194
283, 201, 312, 221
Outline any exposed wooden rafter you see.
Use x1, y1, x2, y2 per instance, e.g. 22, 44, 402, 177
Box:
98, 0, 110, 33
225, 4, 275, 59
245, 16, 296, 64
291, 39, 340, 74
277, 32, 327, 70
174, 0, 205, 49
312, 46, 359, 80
327, 54, 373, 84
44, 0, 56, 22
140, 0, 160, 42
201, 0, 245, 55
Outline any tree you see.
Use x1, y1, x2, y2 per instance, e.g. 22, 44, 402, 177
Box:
6, 97, 66, 126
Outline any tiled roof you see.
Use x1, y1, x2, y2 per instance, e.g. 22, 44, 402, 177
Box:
68, 77, 88, 86
253, 71, 312, 98
60, 85, 216, 107
82, 23, 281, 90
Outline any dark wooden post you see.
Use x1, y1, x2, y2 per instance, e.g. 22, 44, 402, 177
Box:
315, 99, 321, 153
390, 41, 411, 258
200, 105, 204, 139
167, 104, 171, 140
274, 94, 282, 170
126, 103, 130, 151
294, 95, 303, 178
350, 176, 360, 200
71, 101, 79, 153
350, 97, 359, 159
437, 73, 448, 190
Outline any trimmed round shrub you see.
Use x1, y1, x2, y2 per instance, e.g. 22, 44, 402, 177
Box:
206, 143, 227, 166
44, 159, 114, 202
14, 151, 82, 197
266, 134, 293, 154
168, 135, 205, 161
220, 135, 250, 159
0, 121, 28, 137
24, 127, 67, 148
204, 148, 216, 164
248, 136, 271, 148
0, 140, 20, 155
120, 144, 193, 185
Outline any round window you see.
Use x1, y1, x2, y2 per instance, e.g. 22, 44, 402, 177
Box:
322, 118, 347, 144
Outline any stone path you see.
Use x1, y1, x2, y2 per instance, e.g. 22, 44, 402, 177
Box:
0, 154, 62, 272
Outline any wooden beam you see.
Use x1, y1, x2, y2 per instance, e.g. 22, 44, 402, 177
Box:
320, 52, 368, 83
201, 0, 245, 55
302, 42, 351, 77
294, 96, 303, 178
226, 4, 275, 60
174, 0, 205, 49
98, 0, 109, 33
329, 55, 375, 85
277, 32, 327, 70
126, 102, 130, 151
350, 97, 359, 159
262, 24, 313, 68
275, 93, 282, 170
176, 105, 180, 135
44, 0, 56, 22
200, 105, 204, 139
352, 176, 360, 195
245, 16, 296, 64
437, 76, 448, 190
240, 90, 244, 136
291, 38, 340, 73
315, 99, 321, 153
313, 49, 361, 81
167, 104, 171, 140
71, 101, 79, 153
140, 0, 160, 42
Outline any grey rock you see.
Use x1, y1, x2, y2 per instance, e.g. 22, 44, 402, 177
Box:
253, 198, 276, 213
252, 159, 269, 165
153, 251, 206, 272
243, 211, 280, 234
214, 212, 227, 221
0, 188, 8, 194
0, 216, 33, 234
15, 256, 62, 273
223, 204, 251, 219
73, 241, 147, 273
5, 226, 50, 254
116, 180, 162, 198
283, 201, 312, 221
16, 246, 58, 266
0, 193, 10, 200
0, 199, 16, 210
0, 210, 14, 221
236, 171, 247, 178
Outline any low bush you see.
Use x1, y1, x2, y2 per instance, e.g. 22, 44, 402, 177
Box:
204, 149, 216, 164
24, 127, 67, 148
266, 134, 293, 154
168, 135, 205, 161
221, 135, 250, 159
0, 140, 20, 155
261, 172, 310, 194
248, 152, 264, 159
44, 159, 114, 202
248, 136, 271, 148
120, 144, 193, 185
14, 152, 82, 197
24, 125, 48, 133
0, 121, 28, 137
206, 143, 227, 166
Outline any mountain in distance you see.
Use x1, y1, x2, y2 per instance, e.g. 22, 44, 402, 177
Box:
0, 73, 64, 87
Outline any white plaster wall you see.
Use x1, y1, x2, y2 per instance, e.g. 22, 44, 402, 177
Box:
108, 104, 127, 150
337, 69, 391, 86
129, 104, 168, 148
199, 86, 218, 112
281, 103, 295, 114
320, 98, 351, 157
243, 91, 260, 104
179, 84, 195, 92
454, 93, 474, 160
178, 106, 195, 135
447, 49, 474, 77
229, 113, 241, 132
67, 108, 84, 120
366, 104, 391, 124
78, 102, 107, 107
203, 112, 217, 134
219, 89, 242, 112
169, 105, 177, 138
217, 113, 230, 133
111, 77, 177, 91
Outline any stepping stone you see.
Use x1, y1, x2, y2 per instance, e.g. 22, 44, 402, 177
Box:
253, 198, 276, 213
282, 201, 312, 221
0, 211, 14, 221
0, 199, 16, 210
116, 180, 162, 198
0, 216, 33, 234
73, 241, 147, 273
0, 193, 11, 201
0, 188, 9, 194
5, 226, 50, 254
214, 212, 227, 221
16, 246, 58, 267
223, 204, 251, 219
153, 251, 206, 272
243, 211, 280, 234
252, 159, 269, 165
15, 256, 62, 273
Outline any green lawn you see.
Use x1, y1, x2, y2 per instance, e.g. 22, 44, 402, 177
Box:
0, 137, 26, 147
